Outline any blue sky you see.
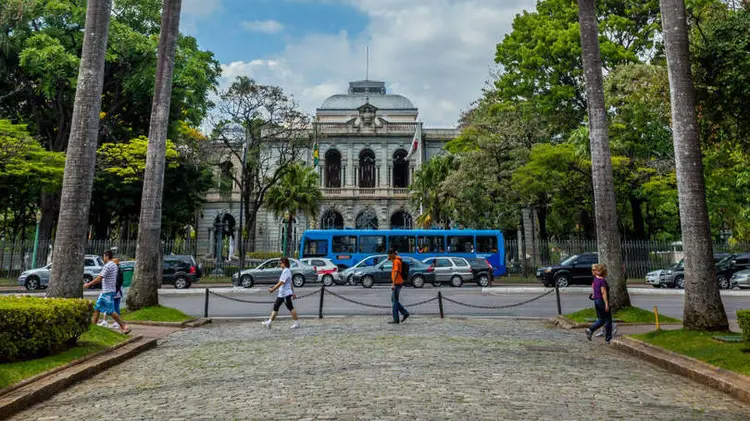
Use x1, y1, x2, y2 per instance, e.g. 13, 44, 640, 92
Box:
182, 0, 538, 127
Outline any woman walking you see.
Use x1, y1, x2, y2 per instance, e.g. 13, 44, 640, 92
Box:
262, 257, 300, 329
585, 263, 612, 344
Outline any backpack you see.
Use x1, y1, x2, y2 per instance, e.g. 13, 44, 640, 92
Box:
116, 264, 124, 292
400, 258, 410, 280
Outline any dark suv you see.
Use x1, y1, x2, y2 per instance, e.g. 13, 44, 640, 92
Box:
716, 253, 750, 289
162, 255, 202, 289
466, 258, 493, 287
536, 252, 598, 288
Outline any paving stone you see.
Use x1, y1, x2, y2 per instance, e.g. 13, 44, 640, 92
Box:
8, 317, 750, 420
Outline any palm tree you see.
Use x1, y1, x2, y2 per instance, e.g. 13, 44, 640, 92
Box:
577, 0, 629, 311
48, 0, 113, 298
266, 164, 323, 257
410, 155, 455, 229
659, 0, 728, 330
127, 0, 183, 310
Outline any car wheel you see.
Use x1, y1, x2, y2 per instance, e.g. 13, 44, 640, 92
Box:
450, 275, 463, 288
411, 275, 425, 288
718, 275, 730, 290
554, 274, 570, 288
240, 275, 254, 288
174, 276, 191, 289
675, 276, 685, 289
477, 273, 490, 287
361, 275, 374, 288
322, 274, 334, 287
25, 276, 40, 291
292, 274, 305, 288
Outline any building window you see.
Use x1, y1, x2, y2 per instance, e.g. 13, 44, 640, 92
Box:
218, 161, 234, 200
321, 209, 344, 230
390, 210, 413, 230
355, 207, 379, 229
325, 149, 341, 188
393, 149, 409, 188
359, 149, 376, 188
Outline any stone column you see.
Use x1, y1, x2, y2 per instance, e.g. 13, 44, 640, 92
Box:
207, 228, 214, 257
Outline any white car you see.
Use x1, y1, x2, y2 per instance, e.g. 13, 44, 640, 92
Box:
300, 258, 339, 286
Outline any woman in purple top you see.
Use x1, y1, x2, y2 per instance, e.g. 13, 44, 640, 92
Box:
585, 263, 612, 344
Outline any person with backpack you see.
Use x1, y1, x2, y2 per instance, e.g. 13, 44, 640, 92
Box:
84, 250, 130, 334
585, 263, 613, 344
388, 249, 410, 324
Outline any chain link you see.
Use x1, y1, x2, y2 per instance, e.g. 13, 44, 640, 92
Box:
324, 288, 440, 308
209, 287, 322, 305
440, 289, 554, 310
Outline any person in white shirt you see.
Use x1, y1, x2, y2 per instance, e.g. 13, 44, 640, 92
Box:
84, 250, 130, 334
262, 257, 300, 329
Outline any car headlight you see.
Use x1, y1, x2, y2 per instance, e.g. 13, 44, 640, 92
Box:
544, 268, 552, 273
666, 270, 672, 275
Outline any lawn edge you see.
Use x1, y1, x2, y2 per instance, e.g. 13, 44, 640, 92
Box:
552, 315, 680, 329
124, 317, 212, 327
612, 335, 750, 404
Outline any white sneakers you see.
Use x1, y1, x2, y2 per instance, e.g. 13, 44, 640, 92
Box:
261, 320, 300, 329
261, 320, 272, 329
290, 321, 300, 329
595, 325, 617, 337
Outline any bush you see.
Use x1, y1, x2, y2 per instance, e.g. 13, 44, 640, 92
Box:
0, 296, 92, 362
738, 309, 750, 343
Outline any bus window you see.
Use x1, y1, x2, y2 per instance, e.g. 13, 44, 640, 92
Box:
447, 236, 474, 253
389, 235, 416, 253
303, 239, 328, 257
476, 235, 498, 253
418, 236, 445, 253
332, 236, 357, 253
360, 235, 386, 253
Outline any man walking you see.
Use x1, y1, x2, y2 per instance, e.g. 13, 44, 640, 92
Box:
84, 250, 130, 334
388, 249, 410, 324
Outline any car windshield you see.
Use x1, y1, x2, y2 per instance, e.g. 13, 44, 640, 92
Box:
559, 255, 579, 265
716, 255, 734, 267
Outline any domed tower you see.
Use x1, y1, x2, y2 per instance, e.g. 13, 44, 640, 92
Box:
317, 80, 418, 125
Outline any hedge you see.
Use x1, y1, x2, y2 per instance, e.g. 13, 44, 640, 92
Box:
0, 296, 92, 362
739, 309, 750, 343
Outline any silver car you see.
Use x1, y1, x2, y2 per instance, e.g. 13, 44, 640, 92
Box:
232, 258, 316, 288
422, 256, 474, 287
338, 255, 388, 285
731, 269, 750, 289
17, 255, 105, 291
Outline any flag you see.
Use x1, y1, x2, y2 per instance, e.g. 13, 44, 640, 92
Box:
405, 125, 421, 161
312, 141, 319, 167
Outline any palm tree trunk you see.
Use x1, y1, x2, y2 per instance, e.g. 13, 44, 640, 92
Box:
127, 0, 183, 310
47, 0, 113, 298
660, 0, 728, 330
577, 0, 630, 310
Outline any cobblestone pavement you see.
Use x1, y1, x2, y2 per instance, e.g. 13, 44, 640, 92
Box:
10, 317, 750, 420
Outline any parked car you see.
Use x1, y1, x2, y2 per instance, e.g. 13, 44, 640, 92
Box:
300, 257, 339, 286
338, 255, 388, 285
654, 253, 742, 289
18, 255, 104, 291
162, 255, 202, 289
421, 256, 474, 287
351, 256, 436, 288
731, 269, 750, 289
232, 258, 316, 288
467, 258, 493, 287
715, 253, 750, 289
536, 252, 598, 288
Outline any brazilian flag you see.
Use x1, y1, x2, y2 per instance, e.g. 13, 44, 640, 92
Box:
313, 142, 319, 167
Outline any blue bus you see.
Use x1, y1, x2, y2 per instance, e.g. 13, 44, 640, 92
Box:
299, 229, 506, 276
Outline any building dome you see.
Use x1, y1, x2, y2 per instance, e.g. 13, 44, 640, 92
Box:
318, 80, 416, 110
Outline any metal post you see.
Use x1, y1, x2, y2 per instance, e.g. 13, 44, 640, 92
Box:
654, 305, 660, 330
438, 291, 444, 319
555, 283, 562, 315
204, 288, 209, 318
318, 286, 325, 319
31, 214, 41, 269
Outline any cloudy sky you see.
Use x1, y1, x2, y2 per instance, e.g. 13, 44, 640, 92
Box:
182, 0, 537, 127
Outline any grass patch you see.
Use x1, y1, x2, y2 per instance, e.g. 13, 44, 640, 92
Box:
0, 278, 17, 286
0, 325, 126, 389
566, 306, 681, 324
632, 329, 750, 376
497, 275, 539, 284
121, 305, 192, 323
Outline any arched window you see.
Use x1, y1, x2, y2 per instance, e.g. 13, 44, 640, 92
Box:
393, 149, 409, 188
359, 149, 376, 188
321, 209, 344, 230
325, 149, 341, 188
390, 210, 413, 230
355, 208, 379, 229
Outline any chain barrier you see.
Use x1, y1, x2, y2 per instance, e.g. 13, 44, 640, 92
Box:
440, 288, 555, 310
323, 288, 440, 309
208, 287, 322, 305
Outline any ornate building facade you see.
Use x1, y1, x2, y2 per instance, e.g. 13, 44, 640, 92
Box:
196, 80, 459, 257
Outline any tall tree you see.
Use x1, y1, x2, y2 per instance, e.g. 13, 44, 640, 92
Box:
47, 0, 112, 298
127, 0, 183, 310
660, 0, 728, 330
265, 164, 322, 257
577, 0, 629, 310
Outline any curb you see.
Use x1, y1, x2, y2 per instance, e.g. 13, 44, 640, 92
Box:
612, 336, 750, 404
0, 336, 157, 419
482, 286, 750, 296
124, 317, 212, 328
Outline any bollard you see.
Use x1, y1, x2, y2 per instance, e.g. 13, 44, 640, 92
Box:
438, 291, 444, 319
204, 288, 209, 318
654, 305, 660, 330
555, 283, 562, 315
318, 286, 325, 319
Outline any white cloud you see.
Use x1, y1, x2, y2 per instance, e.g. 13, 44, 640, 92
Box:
240, 19, 285, 34
218, 0, 537, 127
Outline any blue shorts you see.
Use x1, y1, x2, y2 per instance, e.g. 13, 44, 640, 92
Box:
94, 292, 116, 314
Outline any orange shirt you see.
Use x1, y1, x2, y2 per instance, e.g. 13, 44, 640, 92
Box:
392, 257, 404, 285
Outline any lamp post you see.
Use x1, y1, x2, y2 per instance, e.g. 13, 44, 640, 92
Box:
31, 210, 41, 269
212, 219, 225, 275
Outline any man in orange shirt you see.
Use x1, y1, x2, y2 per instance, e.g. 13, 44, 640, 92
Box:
388, 249, 410, 324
